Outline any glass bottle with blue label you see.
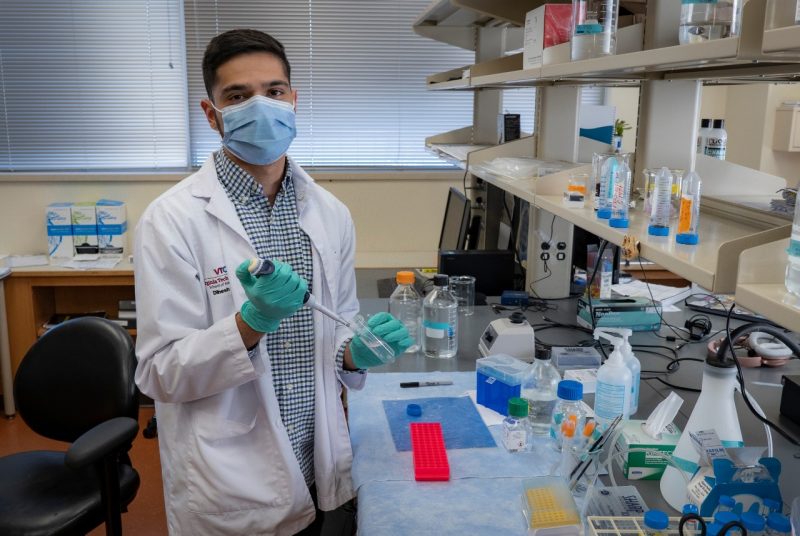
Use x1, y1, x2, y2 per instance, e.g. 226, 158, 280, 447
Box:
571, 0, 619, 60
422, 274, 458, 358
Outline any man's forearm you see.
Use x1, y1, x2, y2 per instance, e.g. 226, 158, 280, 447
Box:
236, 312, 265, 350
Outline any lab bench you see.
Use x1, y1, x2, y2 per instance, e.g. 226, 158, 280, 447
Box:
351, 299, 800, 533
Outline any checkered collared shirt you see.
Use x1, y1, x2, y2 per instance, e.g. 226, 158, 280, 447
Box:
215, 150, 328, 486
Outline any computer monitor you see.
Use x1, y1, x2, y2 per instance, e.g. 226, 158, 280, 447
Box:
439, 187, 471, 251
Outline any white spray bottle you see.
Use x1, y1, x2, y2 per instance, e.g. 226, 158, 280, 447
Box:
593, 329, 632, 430
596, 328, 640, 416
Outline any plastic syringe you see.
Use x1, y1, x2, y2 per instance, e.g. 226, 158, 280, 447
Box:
247, 258, 352, 328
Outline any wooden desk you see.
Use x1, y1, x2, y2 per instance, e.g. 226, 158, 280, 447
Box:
4, 262, 135, 387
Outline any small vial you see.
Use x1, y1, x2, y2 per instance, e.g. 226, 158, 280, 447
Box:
609, 158, 632, 228
648, 167, 673, 237
550, 380, 586, 452
502, 397, 531, 453
676, 171, 702, 245
682, 504, 701, 535
766, 513, 791, 536
741, 512, 766, 536
644, 509, 670, 536
718, 495, 736, 513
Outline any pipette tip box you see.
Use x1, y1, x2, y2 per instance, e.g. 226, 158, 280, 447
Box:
409, 422, 450, 481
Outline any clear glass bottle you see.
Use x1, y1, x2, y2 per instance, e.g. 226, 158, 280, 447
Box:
571, 0, 620, 61
388, 270, 422, 353
522, 351, 562, 436
422, 274, 458, 359
676, 171, 702, 245
644, 510, 670, 536
648, 167, 673, 237
785, 198, 800, 297
502, 397, 531, 452
679, 0, 742, 45
550, 380, 586, 452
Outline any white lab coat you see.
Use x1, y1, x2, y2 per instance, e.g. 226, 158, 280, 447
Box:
134, 156, 366, 536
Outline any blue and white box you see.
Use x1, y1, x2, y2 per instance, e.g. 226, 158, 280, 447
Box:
96, 199, 127, 255
71, 202, 99, 255
46, 202, 74, 258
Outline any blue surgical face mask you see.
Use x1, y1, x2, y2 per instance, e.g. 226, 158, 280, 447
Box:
213, 95, 296, 165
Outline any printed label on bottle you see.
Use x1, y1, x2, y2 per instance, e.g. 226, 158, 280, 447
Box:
787, 239, 800, 257
424, 320, 453, 339
704, 137, 726, 160
502, 427, 527, 451
678, 197, 693, 234
631, 371, 640, 409
595, 381, 627, 420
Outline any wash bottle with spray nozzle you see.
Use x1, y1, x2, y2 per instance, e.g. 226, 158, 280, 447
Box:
593, 328, 632, 430
596, 327, 640, 416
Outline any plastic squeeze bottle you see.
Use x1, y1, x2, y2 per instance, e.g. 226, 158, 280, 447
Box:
597, 327, 639, 416
593, 329, 632, 429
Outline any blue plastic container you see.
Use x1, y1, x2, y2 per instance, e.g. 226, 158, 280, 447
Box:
476, 354, 529, 416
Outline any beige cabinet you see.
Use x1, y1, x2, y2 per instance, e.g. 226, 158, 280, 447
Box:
773, 105, 800, 152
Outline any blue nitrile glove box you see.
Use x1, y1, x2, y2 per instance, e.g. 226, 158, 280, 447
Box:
476, 354, 530, 416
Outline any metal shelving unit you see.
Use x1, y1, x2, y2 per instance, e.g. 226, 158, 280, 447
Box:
416, 0, 800, 309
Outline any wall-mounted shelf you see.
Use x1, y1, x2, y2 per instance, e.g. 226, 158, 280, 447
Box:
533, 193, 790, 293
430, 18, 800, 89
735, 238, 800, 332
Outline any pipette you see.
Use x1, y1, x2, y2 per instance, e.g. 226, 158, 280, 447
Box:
247, 258, 351, 327
247, 258, 397, 363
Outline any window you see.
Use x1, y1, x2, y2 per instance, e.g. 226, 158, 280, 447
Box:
184, 0, 476, 168
502, 88, 536, 137
0, 1, 188, 171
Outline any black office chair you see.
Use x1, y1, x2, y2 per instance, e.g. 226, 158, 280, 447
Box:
0, 317, 141, 536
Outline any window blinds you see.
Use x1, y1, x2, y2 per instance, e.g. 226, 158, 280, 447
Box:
0, 0, 188, 171
184, 0, 476, 167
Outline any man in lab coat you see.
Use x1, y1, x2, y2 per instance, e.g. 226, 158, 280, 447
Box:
134, 29, 413, 535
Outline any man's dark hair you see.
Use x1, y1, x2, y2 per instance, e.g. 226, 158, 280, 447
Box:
202, 29, 291, 99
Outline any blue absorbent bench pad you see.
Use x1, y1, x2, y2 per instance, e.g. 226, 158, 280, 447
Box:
382, 395, 496, 451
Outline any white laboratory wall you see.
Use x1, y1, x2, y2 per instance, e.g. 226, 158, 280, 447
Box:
699, 86, 728, 123
723, 84, 800, 184
0, 172, 460, 268
605, 87, 640, 153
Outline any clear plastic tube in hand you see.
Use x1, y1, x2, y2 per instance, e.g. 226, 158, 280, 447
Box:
247, 258, 396, 363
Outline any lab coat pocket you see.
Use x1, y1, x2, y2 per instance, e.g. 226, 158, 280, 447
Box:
187, 385, 291, 513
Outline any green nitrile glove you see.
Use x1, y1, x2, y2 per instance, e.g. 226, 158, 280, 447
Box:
235, 259, 308, 333
349, 312, 415, 368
